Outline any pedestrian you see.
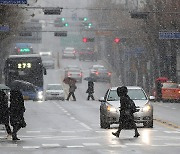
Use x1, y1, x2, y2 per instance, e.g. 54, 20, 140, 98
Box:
86, 81, 95, 100
112, 86, 140, 138
156, 81, 162, 102
66, 82, 77, 101
0, 90, 12, 138
9, 90, 26, 140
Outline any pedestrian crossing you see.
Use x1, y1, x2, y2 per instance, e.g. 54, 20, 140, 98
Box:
0, 129, 180, 149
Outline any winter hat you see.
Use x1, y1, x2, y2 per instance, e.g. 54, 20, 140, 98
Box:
117, 86, 128, 96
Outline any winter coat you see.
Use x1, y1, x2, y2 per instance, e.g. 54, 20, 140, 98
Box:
86, 82, 94, 94
0, 91, 10, 125
9, 90, 26, 127
119, 94, 135, 129
69, 84, 77, 93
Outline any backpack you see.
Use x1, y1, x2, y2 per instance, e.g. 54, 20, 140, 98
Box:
127, 98, 137, 113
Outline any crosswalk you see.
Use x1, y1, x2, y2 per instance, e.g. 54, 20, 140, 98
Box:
0, 129, 180, 149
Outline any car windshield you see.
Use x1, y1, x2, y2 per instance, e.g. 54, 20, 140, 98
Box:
162, 83, 178, 88
107, 89, 147, 101
41, 56, 53, 61
47, 85, 63, 90
64, 49, 74, 53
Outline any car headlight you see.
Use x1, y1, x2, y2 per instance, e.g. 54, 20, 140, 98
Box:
143, 105, 151, 112
38, 91, 43, 99
107, 106, 117, 112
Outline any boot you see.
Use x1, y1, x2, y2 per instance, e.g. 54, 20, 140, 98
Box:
134, 132, 140, 138
12, 134, 20, 141
112, 131, 120, 138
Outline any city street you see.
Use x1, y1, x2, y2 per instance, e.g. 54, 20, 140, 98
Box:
0, 58, 180, 154
0, 1, 179, 153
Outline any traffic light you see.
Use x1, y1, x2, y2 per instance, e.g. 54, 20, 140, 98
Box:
83, 17, 88, 21
61, 17, 65, 21
83, 37, 88, 43
82, 37, 95, 43
88, 23, 92, 26
114, 38, 120, 43
64, 23, 69, 27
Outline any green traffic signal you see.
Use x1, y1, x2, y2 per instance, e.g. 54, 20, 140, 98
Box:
61, 17, 65, 21
83, 17, 88, 21
64, 23, 69, 27
88, 23, 92, 26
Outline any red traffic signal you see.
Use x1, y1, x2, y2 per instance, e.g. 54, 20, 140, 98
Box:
114, 38, 120, 43
83, 37, 88, 42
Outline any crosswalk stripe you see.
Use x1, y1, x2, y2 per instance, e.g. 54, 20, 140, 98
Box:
42, 144, 60, 147
66, 145, 84, 148
23, 146, 40, 149
83, 143, 101, 146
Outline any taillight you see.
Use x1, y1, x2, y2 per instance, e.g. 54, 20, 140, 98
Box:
95, 71, 99, 75
108, 72, 112, 76
79, 72, 82, 76
68, 72, 71, 77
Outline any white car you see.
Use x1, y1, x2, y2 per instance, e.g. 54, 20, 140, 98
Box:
62, 47, 76, 59
99, 86, 153, 128
41, 56, 55, 69
45, 84, 65, 101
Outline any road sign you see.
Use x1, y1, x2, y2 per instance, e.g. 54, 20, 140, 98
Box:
159, 32, 180, 39
0, 0, 27, 4
0, 25, 9, 32
16, 22, 42, 43
54, 31, 67, 37
43, 8, 62, 15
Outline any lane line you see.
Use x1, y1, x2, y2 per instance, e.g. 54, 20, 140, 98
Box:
79, 122, 92, 130
83, 143, 101, 146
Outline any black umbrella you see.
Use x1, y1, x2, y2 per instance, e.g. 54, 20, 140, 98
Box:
10, 80, 37, 92
84, 76, 97, 82
63, 77, 77, 85
0, 84, 10, 90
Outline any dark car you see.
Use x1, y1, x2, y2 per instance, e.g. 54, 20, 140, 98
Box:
64, 66, 83, 83
78, 48, 97, 61
89, 65, 111, 82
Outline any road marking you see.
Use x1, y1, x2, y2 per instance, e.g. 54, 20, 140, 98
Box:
0, 144, 17, 147
42, 144, 60, 147
23, 146, 40, 149
66, 145, 84, 148
83, 143, 101, 146
70, 117, 75, 120
109, 145, 127, 148
164, 131, 180, 134
61, 131, 76, 133
27, 131, 41, 133
79, 122, 92, 130
125, 143, 143, 146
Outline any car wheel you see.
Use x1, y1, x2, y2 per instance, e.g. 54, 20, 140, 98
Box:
143, 120, 153, 128
100, 112, 110, 129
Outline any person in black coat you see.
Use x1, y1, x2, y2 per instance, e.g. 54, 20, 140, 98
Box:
66, 83, 77, 101
156, 81, 163, 102
112, 86, 140, 138
86, 81, 95, 100
0, 90, 12, 137
9, 90, 26, 140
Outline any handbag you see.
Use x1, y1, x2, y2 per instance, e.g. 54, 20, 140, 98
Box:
21, 117, 27, 128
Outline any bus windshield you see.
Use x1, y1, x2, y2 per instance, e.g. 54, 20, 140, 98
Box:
4, 55, 44, 91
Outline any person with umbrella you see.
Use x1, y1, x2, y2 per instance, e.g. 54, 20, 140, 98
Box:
0, 90, 12, 138
86, 81, 95, 100
66, 80, 77, 101
9, 89, 26, 140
